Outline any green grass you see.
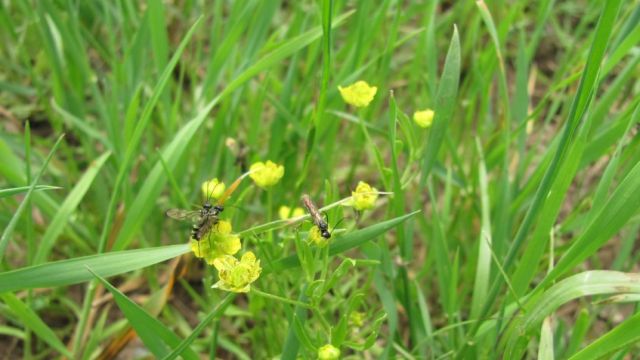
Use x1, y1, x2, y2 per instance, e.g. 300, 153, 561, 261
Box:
1, 0, 639, 358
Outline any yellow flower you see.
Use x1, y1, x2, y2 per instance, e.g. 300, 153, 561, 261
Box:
413, 109, 435, 128
278, 206, 305, 220
318, 344, 340, 360
249, 161, 284, 189
308, 225, 329, 248
351, 181, 378, 211
338, 81, 377, 108
190, 220, 241, 263
212, 252, 262, 293
201, 178, 226, 200
349, 311, 365, 327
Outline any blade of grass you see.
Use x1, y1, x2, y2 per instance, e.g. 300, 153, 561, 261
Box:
0, 244, 189, 292
538, 317, 554, 360
0, 185, 61, 199
470, 138, 492, 319
421, 26, 460, 181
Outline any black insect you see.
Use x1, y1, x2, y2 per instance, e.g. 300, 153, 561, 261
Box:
166, 203, 224, 241
301, 194, 331, 239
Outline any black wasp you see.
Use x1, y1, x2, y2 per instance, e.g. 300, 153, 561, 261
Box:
165, 202, 224, 241
301, 194, 330, 239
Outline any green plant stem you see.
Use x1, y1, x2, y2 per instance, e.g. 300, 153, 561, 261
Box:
252, 288, 313, 309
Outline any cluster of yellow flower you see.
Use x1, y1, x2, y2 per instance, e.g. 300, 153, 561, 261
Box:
196, 162, 382, 292
338, 80, 435, 129
191, 160, 287, 293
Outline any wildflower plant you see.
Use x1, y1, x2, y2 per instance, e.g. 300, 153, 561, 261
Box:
4, 2, 632, 359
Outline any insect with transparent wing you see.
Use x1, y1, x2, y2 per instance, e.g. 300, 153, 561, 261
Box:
165, 203, 224, 241
165, 174, 248, 255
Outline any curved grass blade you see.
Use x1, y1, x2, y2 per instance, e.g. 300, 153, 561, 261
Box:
0, 244, 189, 292
0, 292, 73, 358
33, 151, 111, 264
269, 210, 420, 272
88, 268, 199, 360
0, 185, 62, 198
0, 134, 65, 259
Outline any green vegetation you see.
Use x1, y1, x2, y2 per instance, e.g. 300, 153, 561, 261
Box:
1, 0, 639, 358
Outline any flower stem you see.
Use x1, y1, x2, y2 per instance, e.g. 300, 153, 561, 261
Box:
252, 288, 313, 309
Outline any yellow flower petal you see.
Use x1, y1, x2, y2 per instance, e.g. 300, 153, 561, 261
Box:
338, 81, 377, 108
413, 109, 435, 128
201, 178, 226, 200
318, 344, 341, 360
351, 181, 378, 211
249, 160, 285, 189
212, 252, 262, 293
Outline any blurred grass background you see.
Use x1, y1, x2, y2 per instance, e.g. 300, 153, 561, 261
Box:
1, 0, 640, 358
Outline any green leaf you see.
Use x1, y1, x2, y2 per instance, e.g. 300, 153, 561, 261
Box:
0, 292, 73, 358
0, 244, 189, 292
422, 26, 460, 179
0, 185, 62, 198
269, 211, 420, 272
538, 317, 555, 360
89, 268, 199, 360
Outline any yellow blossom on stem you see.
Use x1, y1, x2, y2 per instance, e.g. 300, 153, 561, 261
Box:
349, 311, 365, 327
338, 81, 377, 108
278, 206, 305, 220
190, 220, 241, 263
350, 181, 379, 211
249, 160, 284, 189
201, 178, 226, 200
318, 344, 340, 360
413, 109, 435, 128
308, 225, 329, 248
212, 252, 262, 293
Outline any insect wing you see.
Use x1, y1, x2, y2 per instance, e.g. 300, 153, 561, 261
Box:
165, 209, 201, 222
